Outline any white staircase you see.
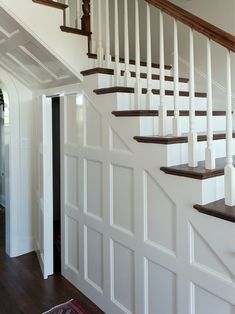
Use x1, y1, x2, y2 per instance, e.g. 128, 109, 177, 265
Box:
0, 0, 234, 313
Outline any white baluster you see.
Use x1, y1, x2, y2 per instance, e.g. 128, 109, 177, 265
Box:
64, 0, 70, 27
105, 0, 111, 67
146, 2, 152, 109
135, 0, 141, 109
205, 39, 215, 169
159, 11, 166, 136
90, 0, 96, 53
188, 28, 198, 167
173, 18, 181, 136
225, 50, 235, 206
97, 0, 104, 67
124, 0, 131, 86
76, 0, 81, 29
114, 0, 120, 85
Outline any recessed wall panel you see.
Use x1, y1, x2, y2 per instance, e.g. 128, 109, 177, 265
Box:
145, 173, 176, 253
86, 227, 103, 292
195, 286, 235, 314
66, 215, 79, 273
192, 227, 234, 281
85, 102, 102, 148
66, 95, 80, 145
111, 165, 134, 233
65, 156, 78, 208
113, 241, 135, 313
147, 260, 176, 314
86, 160, 102, 219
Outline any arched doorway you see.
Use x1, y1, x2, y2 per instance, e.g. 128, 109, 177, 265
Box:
0, 68, 21, 257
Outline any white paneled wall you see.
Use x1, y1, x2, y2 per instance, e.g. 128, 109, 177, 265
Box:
60, 92, 235, 314
0, 67, 35, 257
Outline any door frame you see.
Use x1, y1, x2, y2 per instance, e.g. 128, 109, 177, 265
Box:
0, 68, 21, 257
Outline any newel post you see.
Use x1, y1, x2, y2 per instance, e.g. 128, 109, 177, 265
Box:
81, 0, 91, 32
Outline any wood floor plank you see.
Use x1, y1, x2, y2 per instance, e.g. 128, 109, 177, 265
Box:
0, 211, 104, 314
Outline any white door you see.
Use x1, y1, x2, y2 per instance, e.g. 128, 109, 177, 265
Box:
37, 95, 53, 279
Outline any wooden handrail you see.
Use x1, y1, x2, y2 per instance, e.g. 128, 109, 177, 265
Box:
146, 0, 235, 52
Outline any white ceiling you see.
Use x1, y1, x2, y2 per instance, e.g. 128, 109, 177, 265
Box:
0, 6, 79, 90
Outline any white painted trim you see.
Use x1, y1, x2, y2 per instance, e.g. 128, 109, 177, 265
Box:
0, 67, 21, 257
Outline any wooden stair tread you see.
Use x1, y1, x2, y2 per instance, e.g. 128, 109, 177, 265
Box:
160, 156, 235, 180
81, 67, 189, 83
134, 132, 235, 144
112, 110, 226, 117
81, 68, 114, 76
94, 86, 207, 97
32, 0, 68, 10
60, 26, 91, 36
194, 199, 235, 223
87, 53, 172, 70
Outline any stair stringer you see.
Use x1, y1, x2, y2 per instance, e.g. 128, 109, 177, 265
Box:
61, 80, 235, 314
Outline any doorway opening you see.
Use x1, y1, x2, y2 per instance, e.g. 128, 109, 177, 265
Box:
52, 97, 61, 273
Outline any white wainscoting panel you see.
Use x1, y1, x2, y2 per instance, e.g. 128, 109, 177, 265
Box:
111, 240, 135, 314
85, 159, 103, 220
111, 165, 134, 235
146, 258, 176, 314
85, 226, 104, 293
85, 101, 102, 148
65, 155, 79, 208
65, 214, 79, 274
194, 285, 235, 314
144, 172, 176, 255
60, 92, 235, 314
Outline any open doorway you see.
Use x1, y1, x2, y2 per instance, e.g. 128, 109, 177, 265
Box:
52, 97, 61, 273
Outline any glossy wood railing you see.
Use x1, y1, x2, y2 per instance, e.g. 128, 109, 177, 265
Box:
146, 0, 235, 52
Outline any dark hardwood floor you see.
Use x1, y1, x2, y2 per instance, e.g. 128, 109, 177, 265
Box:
0, 209, 104, 314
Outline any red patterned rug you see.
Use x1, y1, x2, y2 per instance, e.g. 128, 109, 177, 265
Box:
43, 299, 89, 314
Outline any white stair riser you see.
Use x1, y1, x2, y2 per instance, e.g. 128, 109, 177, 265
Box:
201, 177, 225, 204
109, 114, 234, 165
115, 93, 207, 110
87, 59, 173, 76
166, 139, 235, 166
92, 73, 189, 91
138, 116, 226, 135
83, 76, 207, 110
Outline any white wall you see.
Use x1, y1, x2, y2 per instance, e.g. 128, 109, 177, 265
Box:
0, 67, 36, 257
171, 0, 235, 33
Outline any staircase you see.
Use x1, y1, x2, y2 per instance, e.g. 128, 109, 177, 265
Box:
4, 0, 235, 313
55, 0, 235, 220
